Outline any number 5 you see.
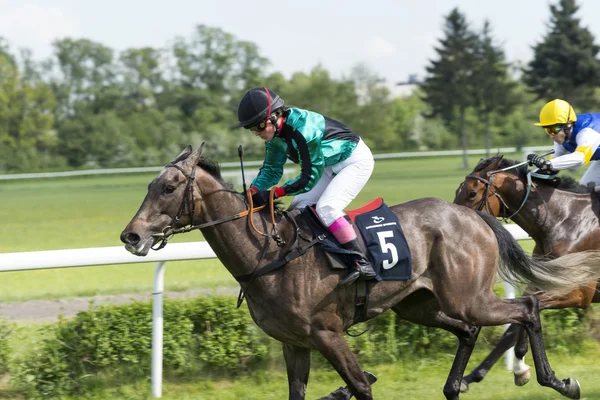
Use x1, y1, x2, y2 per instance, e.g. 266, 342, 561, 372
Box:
376, 230, 399, 270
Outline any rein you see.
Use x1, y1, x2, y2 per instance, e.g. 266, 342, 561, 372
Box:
149, 161, 325, 307
465, 162, 533, 220
151, 163, 283, 250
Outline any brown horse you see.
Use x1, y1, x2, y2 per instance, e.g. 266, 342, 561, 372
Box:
121, 145, 600, 400
454, 154, 600, 393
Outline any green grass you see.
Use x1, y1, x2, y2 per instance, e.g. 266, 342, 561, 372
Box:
4, 346, 599, 399
0, 153, 572, 302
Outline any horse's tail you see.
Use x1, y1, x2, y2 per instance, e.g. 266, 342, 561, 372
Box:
476, 211, 600, 291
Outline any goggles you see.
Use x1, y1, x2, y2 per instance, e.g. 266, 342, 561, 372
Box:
543, 124, 565, 136
246, 119, 268, 132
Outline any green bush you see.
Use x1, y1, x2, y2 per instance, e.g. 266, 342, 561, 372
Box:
0, 318, 12, 375
8, 297, 598, 398
541, 308, 589, 353
186, 296, 269, 372
11, 297, 269, 398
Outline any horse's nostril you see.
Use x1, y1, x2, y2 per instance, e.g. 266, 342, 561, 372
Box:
121, 231, 140, 245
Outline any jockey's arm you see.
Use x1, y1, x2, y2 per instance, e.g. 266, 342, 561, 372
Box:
550, 128, 600, 170
251, 141, 287, 190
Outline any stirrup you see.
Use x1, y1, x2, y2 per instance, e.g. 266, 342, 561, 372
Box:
338, 268, 361, 287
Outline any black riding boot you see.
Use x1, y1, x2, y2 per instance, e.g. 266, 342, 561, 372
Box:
338, 238, 376, 286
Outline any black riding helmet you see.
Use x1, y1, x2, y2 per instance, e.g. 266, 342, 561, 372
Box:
235, 87, 284, 129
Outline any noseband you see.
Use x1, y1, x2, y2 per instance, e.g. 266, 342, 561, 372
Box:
465, 166, 533, 220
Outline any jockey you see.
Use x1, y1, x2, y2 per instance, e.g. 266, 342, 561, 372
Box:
529, 98, 600, 187
235, 87, 376, 286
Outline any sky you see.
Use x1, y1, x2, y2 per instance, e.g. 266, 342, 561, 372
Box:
1, 0, 599, 91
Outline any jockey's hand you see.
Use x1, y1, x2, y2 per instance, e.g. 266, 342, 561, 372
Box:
251, 190, 271, 207
527, 154, 552, 170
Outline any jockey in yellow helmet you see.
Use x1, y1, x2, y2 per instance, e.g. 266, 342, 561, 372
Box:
528, 99, 600, 187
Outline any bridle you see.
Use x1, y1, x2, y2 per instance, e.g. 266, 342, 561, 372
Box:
151, 162, 284, 250
464, 163, 533, 221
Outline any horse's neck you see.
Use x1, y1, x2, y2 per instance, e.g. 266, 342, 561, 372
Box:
196, 181, 284, 285
509, 186, 572, 240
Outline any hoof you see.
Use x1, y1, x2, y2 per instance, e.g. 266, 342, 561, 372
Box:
514, 366, 531, 387
564, 378, 581, 400
364, 371, 378, 385
460, 379, 469, 393
318, 371, 377, 400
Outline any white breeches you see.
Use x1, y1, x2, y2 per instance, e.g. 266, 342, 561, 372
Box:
289, 139, 374, 226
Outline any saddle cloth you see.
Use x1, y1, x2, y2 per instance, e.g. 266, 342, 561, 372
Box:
301, 198, 412, 281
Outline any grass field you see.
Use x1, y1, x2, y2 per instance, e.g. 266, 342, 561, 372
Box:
2, 348, 599, 399
0, 152, 573, 303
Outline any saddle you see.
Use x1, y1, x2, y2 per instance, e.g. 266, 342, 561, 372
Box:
300, 198, 412, 324
301, 198, 412, 281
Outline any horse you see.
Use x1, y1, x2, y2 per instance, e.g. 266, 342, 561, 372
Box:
120, 144, 600, 400
453, 154, 600, 393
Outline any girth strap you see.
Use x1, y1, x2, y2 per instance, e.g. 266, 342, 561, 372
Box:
234, 234, 326, 283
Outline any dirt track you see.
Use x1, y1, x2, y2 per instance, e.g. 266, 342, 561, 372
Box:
0, 287, 239, 323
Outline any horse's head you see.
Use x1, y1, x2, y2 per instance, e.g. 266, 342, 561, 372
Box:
453, 155, 506, 216
120, 144, 206, 256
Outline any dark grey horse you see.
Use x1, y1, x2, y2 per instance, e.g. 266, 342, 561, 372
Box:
121, 145, 600, 400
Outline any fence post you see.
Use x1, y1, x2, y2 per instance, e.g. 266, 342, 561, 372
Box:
503, 280, 516, 371
152, 261, 166, 398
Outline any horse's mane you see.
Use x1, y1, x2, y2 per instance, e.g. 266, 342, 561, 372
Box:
474, 155, 588, 194
196, 156, 284, 212
196, 156, 232, 188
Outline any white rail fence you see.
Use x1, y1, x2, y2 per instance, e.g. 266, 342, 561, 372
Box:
0, 146, 552, 181
0, 224, 530, 398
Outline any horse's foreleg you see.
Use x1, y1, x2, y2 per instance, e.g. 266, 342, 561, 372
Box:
513, 325, 531, 386
462, 323, 520, 390
282, 343, 311, 400
442, 322, 481, 400
311, 330, 372, 400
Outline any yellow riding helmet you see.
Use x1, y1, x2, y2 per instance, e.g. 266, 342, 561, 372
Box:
534, 99, 577, 126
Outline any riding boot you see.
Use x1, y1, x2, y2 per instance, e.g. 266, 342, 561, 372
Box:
338, 237, 376, 286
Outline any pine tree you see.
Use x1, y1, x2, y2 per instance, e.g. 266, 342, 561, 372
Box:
421, 8, 479, 168
523, 0, 600, 110
473, 21, 518, 156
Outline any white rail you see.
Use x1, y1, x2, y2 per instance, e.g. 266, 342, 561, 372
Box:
0, 147, 552, 180
0, 224, 530, 398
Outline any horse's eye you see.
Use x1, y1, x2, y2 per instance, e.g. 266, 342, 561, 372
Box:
468, 191, 477, 199
164, 185, 176, 195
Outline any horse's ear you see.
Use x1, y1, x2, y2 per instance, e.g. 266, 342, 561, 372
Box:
185, 142, 205, 166
172, 145, 193, 164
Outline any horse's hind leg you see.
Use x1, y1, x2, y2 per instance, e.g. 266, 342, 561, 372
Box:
392, 291, 480, 400
283, 343, 311, 400
446, 294, 580, 399
311, 329, 373, 400
510, 283, 598, 388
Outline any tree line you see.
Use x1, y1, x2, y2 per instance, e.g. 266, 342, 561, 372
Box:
0, 0, 598, 172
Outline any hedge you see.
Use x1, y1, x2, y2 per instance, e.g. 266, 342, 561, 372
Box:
4, 296, 597, 398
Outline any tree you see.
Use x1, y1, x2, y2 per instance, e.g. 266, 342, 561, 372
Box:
119, 47, 165, 114
523, 0, 600, 110
473, 21, 518, 157
170, 25, 269, 130
48, 38, 117, 119
0, 53, 57, 171
420, 8, 479, 168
